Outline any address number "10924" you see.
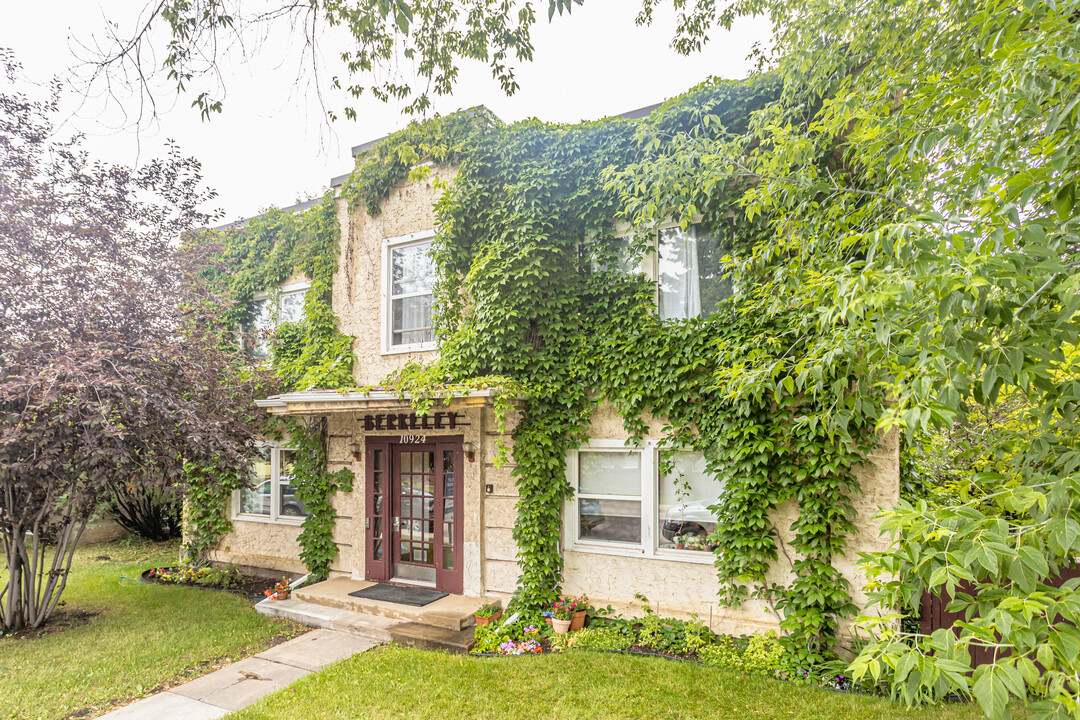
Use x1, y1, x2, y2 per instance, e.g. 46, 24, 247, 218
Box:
399, 435, 427, 444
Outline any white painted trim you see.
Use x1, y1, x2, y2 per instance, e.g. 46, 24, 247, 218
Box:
563, 439, 717, 564
231, 442, 306, 526
255, 387, 500, 408
253, 280, 312, 302
381, 229, 438, 355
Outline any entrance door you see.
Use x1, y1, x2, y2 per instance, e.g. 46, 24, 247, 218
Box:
365, 436, 462, 594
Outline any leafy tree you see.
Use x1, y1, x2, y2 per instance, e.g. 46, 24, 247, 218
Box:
0, 54, 269, 631
610, 0, 1080, 716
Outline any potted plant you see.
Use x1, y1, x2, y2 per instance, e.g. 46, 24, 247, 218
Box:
550, 598, 574, 634
474, 602, 503, 627
265, 577, 292, 601
568, 595, 588, 631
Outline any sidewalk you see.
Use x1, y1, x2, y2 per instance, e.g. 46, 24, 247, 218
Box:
97, 629, 376, 719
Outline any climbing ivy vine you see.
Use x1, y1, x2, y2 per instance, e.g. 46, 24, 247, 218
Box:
182, 193, 356, 576
376, 76, 886, 666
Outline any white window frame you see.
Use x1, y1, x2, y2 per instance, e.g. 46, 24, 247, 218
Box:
563, 438, 717, 564
232, 442, 305, 526
244, 281, 311, 357
381, 229, 438, 355
608, 220, 731, 320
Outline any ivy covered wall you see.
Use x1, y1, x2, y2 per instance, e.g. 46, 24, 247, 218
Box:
188, 74, 896, 665
377, 76, 891, 665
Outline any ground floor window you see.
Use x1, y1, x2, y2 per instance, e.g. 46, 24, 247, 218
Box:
565, 439, 722, 560
233, 444, 307, 524
657, 451, 723, 553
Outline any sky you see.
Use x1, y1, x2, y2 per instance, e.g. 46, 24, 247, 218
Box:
1, 2, 772, 223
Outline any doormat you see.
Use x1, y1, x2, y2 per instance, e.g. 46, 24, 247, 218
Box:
349, 584, 448, 607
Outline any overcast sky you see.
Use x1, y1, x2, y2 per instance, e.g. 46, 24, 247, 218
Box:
2, 2, 771, 223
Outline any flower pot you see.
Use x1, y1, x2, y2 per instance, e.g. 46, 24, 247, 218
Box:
570, 610, 586, 631
276, 591, 289, 600
544, 617, 553, 627
475, 610, 502, 627
551, 618, 572, 634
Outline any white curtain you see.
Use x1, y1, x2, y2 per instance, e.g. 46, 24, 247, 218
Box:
658, 227, 701, 320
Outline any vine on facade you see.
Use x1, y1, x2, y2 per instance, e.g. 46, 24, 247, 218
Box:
384, 76, 884, 666
182, 193, 356, 575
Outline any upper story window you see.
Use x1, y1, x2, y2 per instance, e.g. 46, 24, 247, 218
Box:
247, 281, 309, 357
383, 230, 437, 354
604, 224, 734, 320
233, 443, 308, 525
565, 439, 723, 562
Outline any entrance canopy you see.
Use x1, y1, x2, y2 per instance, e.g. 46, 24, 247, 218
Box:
254, 387, 507, 416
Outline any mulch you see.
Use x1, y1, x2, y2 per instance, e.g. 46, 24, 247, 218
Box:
3, 606, 100, 640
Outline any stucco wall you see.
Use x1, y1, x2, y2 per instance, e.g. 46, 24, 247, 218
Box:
553, 401, 901, 638
78, 517, 131, 546
211, 401, 500, 597
334, 166, 457, 387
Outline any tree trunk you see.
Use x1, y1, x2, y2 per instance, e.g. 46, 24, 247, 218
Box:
0, 516, 86, 633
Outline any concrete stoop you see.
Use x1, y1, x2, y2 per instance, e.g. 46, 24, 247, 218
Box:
294, 577, 483, 630
258, 577, 484, 654
390, 622, 476, 654
255, 597, 402, 642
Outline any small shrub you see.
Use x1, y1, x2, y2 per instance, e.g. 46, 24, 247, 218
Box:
471, 613, 551, 654
699, 631, 785, 674
633, 596, 716, 655
572, 627, 633, 652
471, 622, 511, 654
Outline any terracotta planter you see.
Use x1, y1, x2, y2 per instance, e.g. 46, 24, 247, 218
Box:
276, 590, 289, 600
544, 617, 553, 627
570, 610, 586, 631
475, 610, 502, 627
551, 618, 572, 634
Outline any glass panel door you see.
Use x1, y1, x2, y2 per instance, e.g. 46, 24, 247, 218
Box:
392, 447, 437, 583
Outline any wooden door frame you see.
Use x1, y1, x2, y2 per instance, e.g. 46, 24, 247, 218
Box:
364, 435, 464, 594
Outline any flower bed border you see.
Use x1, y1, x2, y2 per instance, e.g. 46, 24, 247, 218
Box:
139, 567, 270, 602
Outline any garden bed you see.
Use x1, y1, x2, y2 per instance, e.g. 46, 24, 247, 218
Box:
140, 566, 286, 601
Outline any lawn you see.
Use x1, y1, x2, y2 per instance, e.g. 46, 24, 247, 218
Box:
227, 645, 988, 720
0, 538, 303, 720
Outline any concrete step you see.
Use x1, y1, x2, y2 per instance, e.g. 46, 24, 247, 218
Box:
293, 578, 483, 631
255, 597, 402, 642
389, 622, 476, 654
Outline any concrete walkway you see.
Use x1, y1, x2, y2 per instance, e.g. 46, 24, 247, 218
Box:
97, 629, 376, 719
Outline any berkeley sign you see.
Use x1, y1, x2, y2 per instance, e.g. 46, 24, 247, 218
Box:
359, 411, 464, 431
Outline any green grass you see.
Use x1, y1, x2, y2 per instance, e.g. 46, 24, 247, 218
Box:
228, 645, 988, 720
0, 538, 304, 720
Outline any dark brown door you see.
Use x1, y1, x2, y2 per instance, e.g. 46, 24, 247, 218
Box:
365, 437, 462, 594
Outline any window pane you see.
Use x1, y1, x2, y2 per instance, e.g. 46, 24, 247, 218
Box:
579, 499, 641, 543
392, 295, 434, 346
658, 452, 723, 552
278, 449, 308, 518
579, 451, 641, 496
595, 236, 636, 273
391, 242, 435, 295
249, 298, 273, 357
279, 290, 305, 324
241, 447, 272, 515
658, 225, 731, 320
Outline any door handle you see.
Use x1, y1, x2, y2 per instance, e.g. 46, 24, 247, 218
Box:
393, 516, 400, 531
